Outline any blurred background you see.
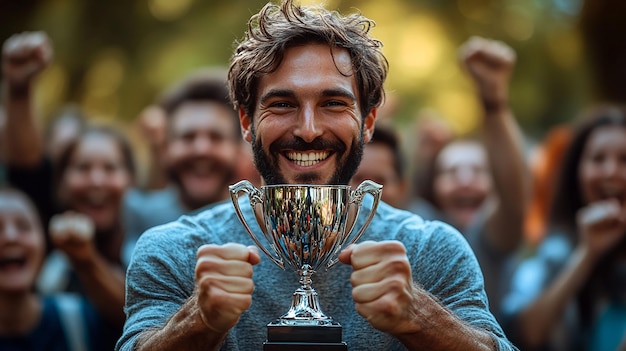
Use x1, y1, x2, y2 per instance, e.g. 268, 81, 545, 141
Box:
1, 0, 625, 156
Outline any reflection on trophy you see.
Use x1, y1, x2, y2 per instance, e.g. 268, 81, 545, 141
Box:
229, 180, 382, 350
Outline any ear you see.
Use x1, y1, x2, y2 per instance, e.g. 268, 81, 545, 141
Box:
239, 107, 253, 143
362, 107, 377, 143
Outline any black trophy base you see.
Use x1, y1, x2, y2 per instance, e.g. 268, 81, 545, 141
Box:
263, 320, 347, 350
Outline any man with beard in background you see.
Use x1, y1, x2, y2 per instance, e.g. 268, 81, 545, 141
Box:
123, 68, 245, 260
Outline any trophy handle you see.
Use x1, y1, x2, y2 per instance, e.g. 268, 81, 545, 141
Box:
229, 180, 285, 269
327, 180, 382, 268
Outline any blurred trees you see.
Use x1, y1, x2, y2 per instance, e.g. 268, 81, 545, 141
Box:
0, 0, 617, 142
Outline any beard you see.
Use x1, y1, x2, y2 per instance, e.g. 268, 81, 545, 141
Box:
251, 127, 364, 185
167, 157, 236, 210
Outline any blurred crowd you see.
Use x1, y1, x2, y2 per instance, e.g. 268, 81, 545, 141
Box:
1, 30, 625, 351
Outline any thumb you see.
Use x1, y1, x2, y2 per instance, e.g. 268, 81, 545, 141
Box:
338, 244, 354, 265
247, 246, 261, 265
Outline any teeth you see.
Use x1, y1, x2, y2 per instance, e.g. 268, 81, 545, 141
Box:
286, 151, 329, 167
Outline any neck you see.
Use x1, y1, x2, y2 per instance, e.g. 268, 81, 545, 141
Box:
0, 291, 41, 335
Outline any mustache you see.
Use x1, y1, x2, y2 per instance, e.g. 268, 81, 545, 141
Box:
269, 137, 346, 154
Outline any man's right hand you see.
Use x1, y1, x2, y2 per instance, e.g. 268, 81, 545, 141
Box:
2, 31, 53, 91
195, 243, 260, 334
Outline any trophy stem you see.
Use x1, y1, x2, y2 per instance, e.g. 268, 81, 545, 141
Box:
278, 264, 333, 325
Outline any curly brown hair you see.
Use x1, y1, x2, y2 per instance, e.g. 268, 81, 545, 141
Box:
228, 0, 388, 120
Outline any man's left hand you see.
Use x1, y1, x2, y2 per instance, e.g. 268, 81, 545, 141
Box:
339, 240, 421, 335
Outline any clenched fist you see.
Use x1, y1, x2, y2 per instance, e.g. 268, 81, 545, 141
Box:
2, 31, 53, 92
195, 243, 260, 333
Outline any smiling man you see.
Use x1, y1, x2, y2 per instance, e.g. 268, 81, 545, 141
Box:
243, 43, 370, 186
116, 1, 518, 350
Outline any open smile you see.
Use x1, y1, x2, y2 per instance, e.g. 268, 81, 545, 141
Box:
285, 151, 331, 167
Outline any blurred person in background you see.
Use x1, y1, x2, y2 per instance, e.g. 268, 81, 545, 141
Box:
0, 186, 120, 351
502, 105, 626, 351
37, 125, 135, 330
123, 68, 255, 243
2, 31, 57, 238
409, 36, 530, 323
350, 123, 409, 208
2, 31, 136, 339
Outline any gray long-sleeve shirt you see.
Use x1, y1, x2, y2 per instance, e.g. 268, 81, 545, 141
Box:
116, 197, 517, 351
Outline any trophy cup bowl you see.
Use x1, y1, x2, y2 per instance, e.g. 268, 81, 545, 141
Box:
229, 180, 382, 350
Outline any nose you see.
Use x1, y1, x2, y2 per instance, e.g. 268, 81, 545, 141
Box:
293, 104, 323, 143
192, 135, 214, 155
1, 223, 19, 242
89, 168, 107, 186
602, 158, 622, 177
455, 166, 477, 185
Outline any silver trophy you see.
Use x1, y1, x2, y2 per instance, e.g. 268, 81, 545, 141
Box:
229, 180, 382, 350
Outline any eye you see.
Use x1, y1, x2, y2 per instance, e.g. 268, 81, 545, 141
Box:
15, 217, 33, 232
323, 100, 349, 109
269, 101, 294, 109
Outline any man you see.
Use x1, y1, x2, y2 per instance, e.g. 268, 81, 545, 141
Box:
123, 69, 247, 253
349, 124, 409, 209
117, 1, 517, 350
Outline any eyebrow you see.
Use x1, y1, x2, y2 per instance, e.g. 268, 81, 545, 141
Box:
259, 89, 296, 105
321, 88, 356, 102
259, 88, 357, 105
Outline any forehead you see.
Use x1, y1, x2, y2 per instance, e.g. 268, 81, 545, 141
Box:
0, 194, 35, 218
170, 101, 237, 131
437, 141, 486, 168
584, 126, 626, 152
73, 133, 123, 159
257, 44, 356, 98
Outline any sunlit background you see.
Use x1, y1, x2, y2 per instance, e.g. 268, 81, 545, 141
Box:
2, 0, 624, 163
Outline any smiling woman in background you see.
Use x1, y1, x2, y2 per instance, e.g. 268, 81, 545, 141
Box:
502, 104, 626, 351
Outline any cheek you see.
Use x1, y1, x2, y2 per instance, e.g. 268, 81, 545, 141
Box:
111, 173, 132, 194
217, 143, 240, 161
477, 175, 493, 192
433, 177, 451, 200
255, 120, 284, 145
61, 172, 86, 195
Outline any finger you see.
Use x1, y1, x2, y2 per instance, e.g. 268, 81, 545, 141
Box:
350, 254, 411, 285
351, 281, 387, 303
348, 241, 407, 270
247, 245, 261, 265
338, 244, 354, 265
197, 243, 253, 261
197, 274, 255, 295
196, 255, 255, 279
458, 36, 484, 61
49, 215, 69, 241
